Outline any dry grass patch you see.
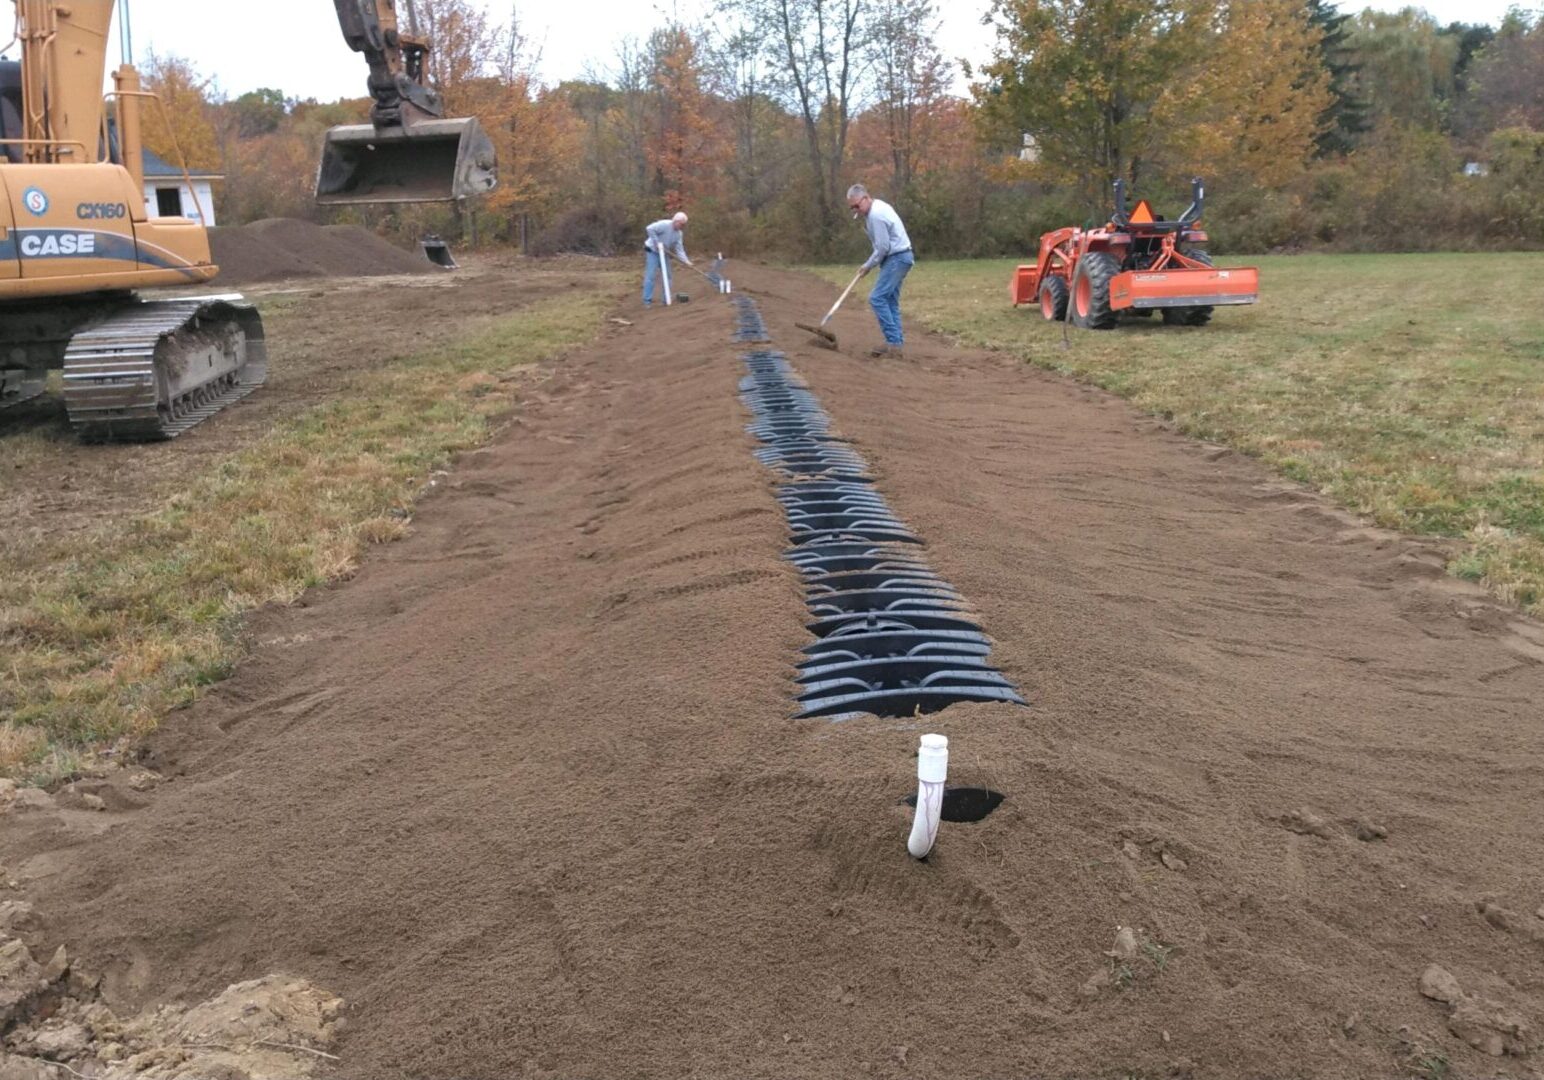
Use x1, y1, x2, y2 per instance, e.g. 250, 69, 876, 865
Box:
0, 282, 622, 781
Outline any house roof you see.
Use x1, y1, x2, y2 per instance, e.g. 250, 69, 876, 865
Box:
142, 146, 223, 181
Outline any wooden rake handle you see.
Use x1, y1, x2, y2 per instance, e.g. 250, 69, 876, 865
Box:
821, 268, 866, 327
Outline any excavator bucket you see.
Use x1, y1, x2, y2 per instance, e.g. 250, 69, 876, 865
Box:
420, 234, 458, 269
315, 117, 497, 205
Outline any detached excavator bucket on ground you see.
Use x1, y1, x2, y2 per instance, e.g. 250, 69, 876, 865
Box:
420, 234, 458, 269
315, 116, 497, 205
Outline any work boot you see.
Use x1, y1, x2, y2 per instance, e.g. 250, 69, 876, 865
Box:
869, 344, 904, 359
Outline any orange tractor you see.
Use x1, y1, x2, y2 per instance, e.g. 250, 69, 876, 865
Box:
1010, 179, 1258, 329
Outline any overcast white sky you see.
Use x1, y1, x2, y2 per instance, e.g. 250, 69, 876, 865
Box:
123, 0, 1530, 102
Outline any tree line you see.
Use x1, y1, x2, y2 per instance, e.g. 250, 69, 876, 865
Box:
142, 0, 1544, 257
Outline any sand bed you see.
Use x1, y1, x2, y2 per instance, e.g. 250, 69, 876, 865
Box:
8, 265, 1543, 1079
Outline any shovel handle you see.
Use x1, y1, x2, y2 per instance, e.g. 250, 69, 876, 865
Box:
822, 268, 866, 327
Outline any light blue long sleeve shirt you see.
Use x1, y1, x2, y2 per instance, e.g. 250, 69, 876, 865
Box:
645, 219, 689, 264
860, 199, 912, 270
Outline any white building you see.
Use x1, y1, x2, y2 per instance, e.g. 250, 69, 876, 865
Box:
141, 147, 220, 225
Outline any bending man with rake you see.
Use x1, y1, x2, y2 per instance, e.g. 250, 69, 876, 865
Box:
848, 184, 914, 358
642, 212, 692, 307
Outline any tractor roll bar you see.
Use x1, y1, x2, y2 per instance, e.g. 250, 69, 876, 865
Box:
1178, 178, 1205, 225
1107, 177, 1206, 228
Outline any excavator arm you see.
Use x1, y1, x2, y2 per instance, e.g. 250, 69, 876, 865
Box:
315, 0, 497, 205
331, 0, 442, 128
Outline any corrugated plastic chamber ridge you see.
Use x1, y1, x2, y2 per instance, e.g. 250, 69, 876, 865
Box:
731, 298, 1026, 721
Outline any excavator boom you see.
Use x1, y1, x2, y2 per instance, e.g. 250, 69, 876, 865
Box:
315, 0, 496, 204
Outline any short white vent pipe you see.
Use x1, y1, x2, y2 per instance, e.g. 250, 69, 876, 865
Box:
907, 733, 948, 859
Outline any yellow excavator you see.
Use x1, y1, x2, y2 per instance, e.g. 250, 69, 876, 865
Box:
0, 0, 494, 440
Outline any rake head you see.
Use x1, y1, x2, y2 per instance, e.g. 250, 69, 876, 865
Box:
796, 322, 839, 349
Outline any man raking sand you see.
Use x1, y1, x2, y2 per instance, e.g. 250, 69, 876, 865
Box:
799, 185, 914, 355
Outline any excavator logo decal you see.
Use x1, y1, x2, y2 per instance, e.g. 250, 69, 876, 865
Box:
20, 232, 96, 256
22, 187, 49, 216
1, 229, 201, 278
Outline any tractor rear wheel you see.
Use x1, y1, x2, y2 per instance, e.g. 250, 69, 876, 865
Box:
1163, 250, 1215, 326
1039, 276, 1069, 321
1071, 253, 1120, 330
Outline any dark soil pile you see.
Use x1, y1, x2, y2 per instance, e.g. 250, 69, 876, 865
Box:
208, 217, 431, 285
9, 265, 1544, 1080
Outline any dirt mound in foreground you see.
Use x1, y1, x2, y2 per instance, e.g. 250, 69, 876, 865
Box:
209, 217, 431, 286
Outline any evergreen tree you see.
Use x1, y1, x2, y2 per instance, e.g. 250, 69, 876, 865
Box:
1306, 0, 1369, 156
1445, 22, 1496, 100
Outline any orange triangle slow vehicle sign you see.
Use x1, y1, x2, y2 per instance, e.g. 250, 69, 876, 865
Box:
1130, 199, 1155, 224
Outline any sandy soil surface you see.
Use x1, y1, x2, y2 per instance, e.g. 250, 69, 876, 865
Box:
6, 264, 1544, 1079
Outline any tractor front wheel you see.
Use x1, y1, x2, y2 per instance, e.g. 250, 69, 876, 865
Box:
1071, 253, 1120, 330
1163, 250, 1215, 326
1039, 276, 1069, 321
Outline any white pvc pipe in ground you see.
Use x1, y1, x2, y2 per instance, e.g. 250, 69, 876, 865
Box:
659, 246, 673, 306
908, 734, 948, 859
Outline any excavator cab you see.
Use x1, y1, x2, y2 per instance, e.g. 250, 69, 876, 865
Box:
315, 115, 496, 205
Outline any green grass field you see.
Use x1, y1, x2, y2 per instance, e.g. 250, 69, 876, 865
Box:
0, 282, 622, 782
814, 253, 1544, 618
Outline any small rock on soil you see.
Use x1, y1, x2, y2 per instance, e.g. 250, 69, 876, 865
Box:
1281, 808, 1334, 839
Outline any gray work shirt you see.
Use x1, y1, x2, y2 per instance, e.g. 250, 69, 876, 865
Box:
645, 219, 689, 264
861, 199, 912, 270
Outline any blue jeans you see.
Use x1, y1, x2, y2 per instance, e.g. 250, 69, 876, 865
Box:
642, 249, 664, 306
869, 250, 913, 345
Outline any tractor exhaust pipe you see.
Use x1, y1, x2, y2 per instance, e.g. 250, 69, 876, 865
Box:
315, 116, 497, 205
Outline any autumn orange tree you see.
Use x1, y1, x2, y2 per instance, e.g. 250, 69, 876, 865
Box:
139, 53, 222, 173
1184, 0, 1331, 190
382, 0, 580, 241
645, 27, 724, 210
220, 99, 369, 225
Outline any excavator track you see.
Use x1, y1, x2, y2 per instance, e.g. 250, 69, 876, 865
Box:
61, 295, 268, 442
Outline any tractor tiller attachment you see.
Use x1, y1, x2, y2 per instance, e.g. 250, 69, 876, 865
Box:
1109, 263, 1259, 312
